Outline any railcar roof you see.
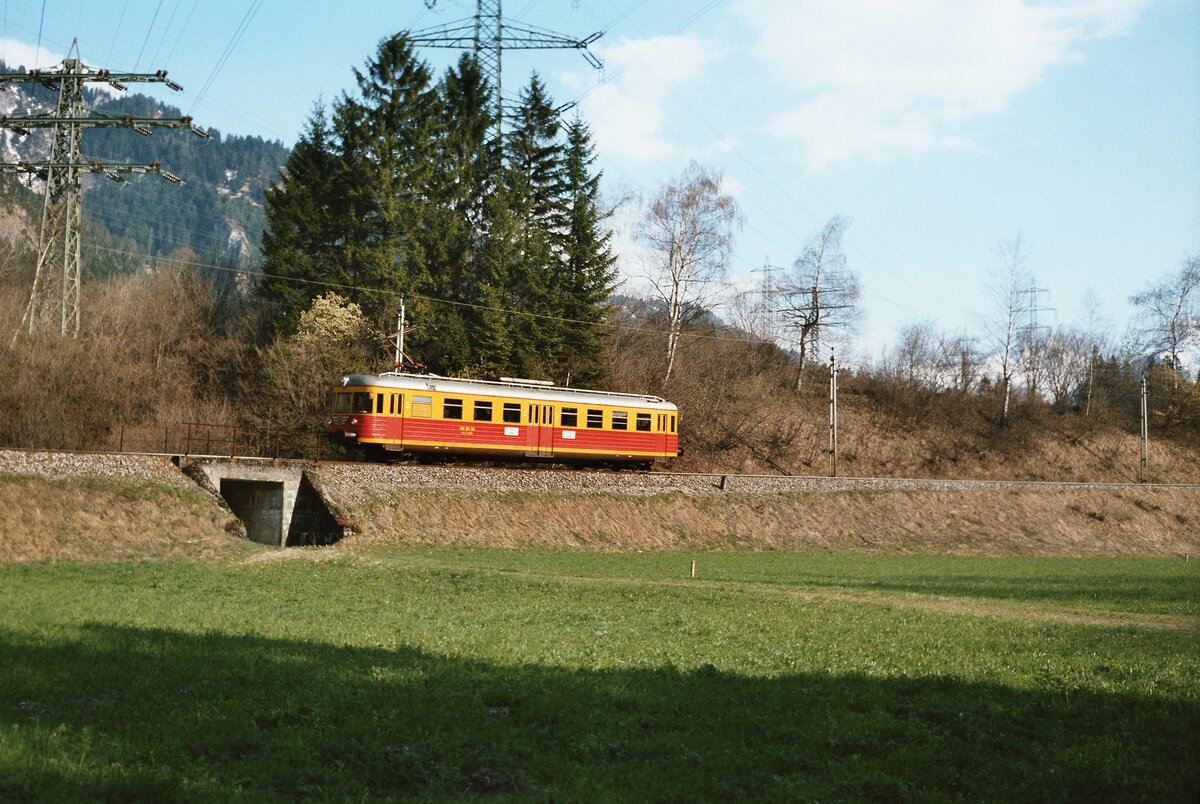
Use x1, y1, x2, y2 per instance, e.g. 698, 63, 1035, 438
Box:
336, 373, 677, 411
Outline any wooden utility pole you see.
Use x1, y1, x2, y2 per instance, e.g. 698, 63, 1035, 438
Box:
1139, 375, 1149, 482
1085, 345, 1098, 417
828, 350, 838, 477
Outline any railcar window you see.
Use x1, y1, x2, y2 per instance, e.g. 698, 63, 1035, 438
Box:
671, 415, 676, 433
376, 394, 385, 414
502, 403, 522, 423
611, 411, 628, 430
561, 407, 578, 427
443, 398, 464, 420
636, 413, 652, 432
352, 392, 373, 414
334, 393, 351, 413
586, 409, 603, 428
412, 395, 433, 418
473, 401, 493, 421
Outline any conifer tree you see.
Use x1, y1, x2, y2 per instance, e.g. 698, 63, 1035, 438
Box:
504, 75, 568, 376
556, 118, 617, 384
259, 103, 344, 333
334, 34, 437, 333
423, 55, 498, 372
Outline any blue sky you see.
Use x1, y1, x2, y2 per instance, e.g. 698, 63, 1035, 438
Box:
3, 0, 1197, 359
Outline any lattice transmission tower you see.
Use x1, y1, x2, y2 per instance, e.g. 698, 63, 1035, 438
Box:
0, 39, 210, 338
409, 1, 603, 141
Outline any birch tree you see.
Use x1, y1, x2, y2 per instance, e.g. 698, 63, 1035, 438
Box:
776, 216, 860, 390
1131, 253, 1200, 388
637, 162, 739, 383
986, 233, 1030, 426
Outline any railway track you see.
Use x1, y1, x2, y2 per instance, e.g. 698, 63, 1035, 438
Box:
3, 446, 1199, 494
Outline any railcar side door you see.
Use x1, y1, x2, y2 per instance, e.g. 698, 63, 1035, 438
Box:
390, 393, 404, 445
526, 404, 555, 458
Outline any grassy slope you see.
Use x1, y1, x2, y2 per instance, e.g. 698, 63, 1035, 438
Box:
0, 550, 1196, 801
332, 485, 1200, 557
0, 472, 246, 562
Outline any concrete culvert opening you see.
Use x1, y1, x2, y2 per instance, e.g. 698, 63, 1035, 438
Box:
286, 473, 344, 546
189, 460, 346, 547
220, 479, 284, 545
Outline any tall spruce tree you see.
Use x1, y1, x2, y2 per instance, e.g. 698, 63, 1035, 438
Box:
557, 118, 617, 384
423, 54, 498, 373
259, 103, 344, 333
504, 75, 568, 377
334, 34, 437, 336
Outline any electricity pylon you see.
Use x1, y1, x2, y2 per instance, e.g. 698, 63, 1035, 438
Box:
0, 39, 210, 338
409, 1, 602, 141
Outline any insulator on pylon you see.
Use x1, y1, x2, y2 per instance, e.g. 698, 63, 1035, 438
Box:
164, 78, 182, 91
190, 125, 210, 139
161, 171, 182, 184
105, 172, 125, 184
134, 125, 152, 136
108, 80, 127, 92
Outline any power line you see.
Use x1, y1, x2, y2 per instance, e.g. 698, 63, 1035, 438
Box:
133, 0, 165, 72
188, 0, 264, 114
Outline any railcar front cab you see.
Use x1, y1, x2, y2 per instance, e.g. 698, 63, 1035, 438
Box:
328, 373, 679, 465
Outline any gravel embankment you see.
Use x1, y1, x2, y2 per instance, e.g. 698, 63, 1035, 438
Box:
0, 449, 186, 482
316, 462, 1199, 499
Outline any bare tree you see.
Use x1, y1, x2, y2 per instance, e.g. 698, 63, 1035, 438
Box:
986, 233, 1030, 426
1041, 325, 1091, 410
888, 320, 942, 389
940, 331, 981, 393
637, 162, 739, 383
1130, 253, 1200, 388
880, 322, 979, 394
776, 216, 860, 390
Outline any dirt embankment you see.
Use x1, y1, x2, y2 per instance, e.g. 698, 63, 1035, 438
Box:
2, 450, 1197, 560
318, 465, 1200, 558
0, 451, 243, 562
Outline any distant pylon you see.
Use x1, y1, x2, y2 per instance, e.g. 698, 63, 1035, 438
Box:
0, 39, 210, 339
409, 1, 603, 142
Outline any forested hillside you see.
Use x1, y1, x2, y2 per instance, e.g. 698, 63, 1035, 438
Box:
0, 58, 288, 272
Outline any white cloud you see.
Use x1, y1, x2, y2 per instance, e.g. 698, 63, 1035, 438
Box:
0, 39, 66, 72
563, 33, 720, 163
733, 0, 1150, 169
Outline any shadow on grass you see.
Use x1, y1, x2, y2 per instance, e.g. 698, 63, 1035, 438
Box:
0, 624, 1196, 802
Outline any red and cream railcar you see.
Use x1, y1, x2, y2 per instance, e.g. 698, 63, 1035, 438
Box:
329, 373, 678, 465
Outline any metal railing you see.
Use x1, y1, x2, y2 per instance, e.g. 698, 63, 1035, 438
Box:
110, 422, 327, 461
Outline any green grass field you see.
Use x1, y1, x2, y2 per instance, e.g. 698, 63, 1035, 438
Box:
1, 549, 1197, 801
